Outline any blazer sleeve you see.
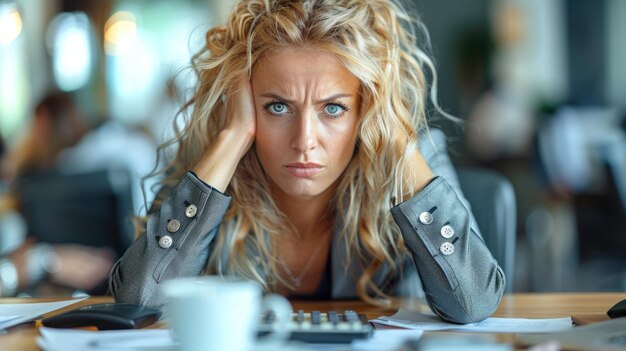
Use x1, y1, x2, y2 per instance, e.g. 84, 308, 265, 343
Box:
390, 129, 506, 323
109, 171, 231, 308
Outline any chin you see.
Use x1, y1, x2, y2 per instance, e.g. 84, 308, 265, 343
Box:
277, 179, 329, 198
282, 186, 325, 198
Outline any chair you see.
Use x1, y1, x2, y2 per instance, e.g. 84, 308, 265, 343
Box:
457, 168, 516, 293
16, 169, 135, 258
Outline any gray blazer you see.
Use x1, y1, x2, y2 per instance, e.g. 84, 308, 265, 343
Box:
109, 129, 506, 323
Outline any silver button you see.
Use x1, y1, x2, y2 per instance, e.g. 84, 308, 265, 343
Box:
185, 204, 197, 218
167, 219, 181, 233
159, 235, 173, 249
441, 225, 455, 239
440, 242, 454, 255
419, 211, 433, 225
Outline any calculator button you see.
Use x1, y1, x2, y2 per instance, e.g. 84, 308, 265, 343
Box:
312, 311, 321, 325
297, 309, 304, 323
344, 310, 359, 322
329, 311, 339, 325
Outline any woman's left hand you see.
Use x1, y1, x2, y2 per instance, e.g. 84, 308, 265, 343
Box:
400, 145, 434, 201
49, 245, 115, 291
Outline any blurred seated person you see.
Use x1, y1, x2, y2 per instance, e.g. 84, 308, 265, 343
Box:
0, 131, 23, 260
56, 118, 158, 216
0, 92, 115, 297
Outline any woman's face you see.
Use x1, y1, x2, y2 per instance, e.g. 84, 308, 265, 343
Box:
252, 47, 361, 201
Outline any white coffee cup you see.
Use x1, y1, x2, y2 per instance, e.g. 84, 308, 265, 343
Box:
161, 276, 292, 351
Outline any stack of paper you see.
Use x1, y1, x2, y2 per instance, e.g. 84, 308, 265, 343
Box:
0, 315, 21, 325
38, 327, 178, 351
351, 329, 423, 351
37, 327, 425, 351
370, 309, 573, 333
0, 298, 86, 331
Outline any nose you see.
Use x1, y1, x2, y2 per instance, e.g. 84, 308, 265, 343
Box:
291, 109, 318, 152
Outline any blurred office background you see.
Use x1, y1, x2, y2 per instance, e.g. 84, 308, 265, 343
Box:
0, 0, 624, 296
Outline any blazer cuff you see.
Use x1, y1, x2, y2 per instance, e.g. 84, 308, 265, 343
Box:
187, 170, 229, 197
391, 176, 469, 290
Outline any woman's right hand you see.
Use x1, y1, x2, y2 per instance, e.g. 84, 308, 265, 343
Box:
223, 78, 256, 153
192, 78, 257, 192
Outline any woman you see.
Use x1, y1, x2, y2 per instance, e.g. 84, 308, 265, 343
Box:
110, 0, 505, 323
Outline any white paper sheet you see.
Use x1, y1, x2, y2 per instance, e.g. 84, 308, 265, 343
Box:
0, 298, 86, 331
351, 329, 423, 351
39, 327, 324, 351
299, 329, 425, 351
371, 309, 573, 333
0, 315, 20, 323
38, 327, 178, 351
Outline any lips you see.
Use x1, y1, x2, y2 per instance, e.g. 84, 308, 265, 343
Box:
284, 162, 324, 178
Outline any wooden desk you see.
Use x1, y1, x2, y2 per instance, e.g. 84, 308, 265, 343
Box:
1, 293, 625, 351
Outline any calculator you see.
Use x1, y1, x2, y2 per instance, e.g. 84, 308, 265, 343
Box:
259, 309, 373, 344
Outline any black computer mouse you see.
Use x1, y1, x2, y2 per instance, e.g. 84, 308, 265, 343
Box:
607, 299, 626, 319
41, 303, 161, 330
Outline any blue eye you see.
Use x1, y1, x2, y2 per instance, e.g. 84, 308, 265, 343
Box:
266, 102, 288, 115
324, 103, 345, 117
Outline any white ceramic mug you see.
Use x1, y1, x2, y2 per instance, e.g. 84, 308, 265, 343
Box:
161, 276, 292, 351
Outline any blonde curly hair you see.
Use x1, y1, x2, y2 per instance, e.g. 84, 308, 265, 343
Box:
146, 0, 445, 306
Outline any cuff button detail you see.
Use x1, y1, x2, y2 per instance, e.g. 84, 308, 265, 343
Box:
167, 219, 181, 233
441, 225, 455, 238
419, 211, 433, 225
185, 204, 198, 218
440, 242, 454, 255
159, 235, 173, 249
